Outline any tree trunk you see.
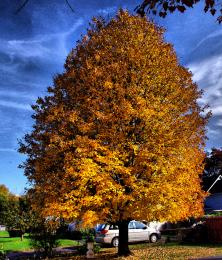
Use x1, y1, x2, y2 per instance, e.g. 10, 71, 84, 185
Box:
117, 220, 131, 256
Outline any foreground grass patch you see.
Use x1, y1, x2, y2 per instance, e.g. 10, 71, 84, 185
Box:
0, 233, 30, 252
0, 231, 8, 238
0, 231, 77, 253
126, 244, 222, 260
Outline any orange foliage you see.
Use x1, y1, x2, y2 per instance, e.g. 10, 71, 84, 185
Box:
19, 11, 210, 226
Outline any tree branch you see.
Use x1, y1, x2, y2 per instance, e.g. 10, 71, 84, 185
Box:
14, 0, 30, 14
64, 0, 74, 12
14, 0, 74, 14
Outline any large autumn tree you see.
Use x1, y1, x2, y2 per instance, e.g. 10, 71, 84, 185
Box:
19, 11, 209, 256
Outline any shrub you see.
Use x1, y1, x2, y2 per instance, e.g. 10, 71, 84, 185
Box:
29, 218, 60, 258
8, 229, 23, 238
0, 251, 6, 260
68, 230, 82, 240
178, 223, 208, 243
81, 229, 95, 242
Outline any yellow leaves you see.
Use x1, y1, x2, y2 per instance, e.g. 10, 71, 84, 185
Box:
67, 111, 78, 123
104, 81, 113, 89
81, 211, 99, 228
95, 54, 100, 62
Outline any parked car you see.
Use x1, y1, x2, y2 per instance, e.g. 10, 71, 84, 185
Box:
95, 220, 161, 247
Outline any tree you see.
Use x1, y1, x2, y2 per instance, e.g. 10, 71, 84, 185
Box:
136, 0, 222, 23
0, 188, 34, 241
0, 185, 14, 226
202, 148, 222, 193
0, 185, 11, 198
19, 11, 209, 256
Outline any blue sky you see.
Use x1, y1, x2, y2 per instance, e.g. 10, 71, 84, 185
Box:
0, 0, 222, 194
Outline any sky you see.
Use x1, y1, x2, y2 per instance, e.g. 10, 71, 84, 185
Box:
0, 0, 222, 194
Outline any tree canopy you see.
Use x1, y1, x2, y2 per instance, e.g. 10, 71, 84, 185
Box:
20, 11, 209, 255
0, 185, 14, 225
0, 187, 33, 240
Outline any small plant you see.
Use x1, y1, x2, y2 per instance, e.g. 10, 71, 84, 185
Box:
82, 229, 95, 242
76, 228, 100, 256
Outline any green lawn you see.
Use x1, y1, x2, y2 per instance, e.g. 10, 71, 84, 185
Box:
0, 231, 77, 253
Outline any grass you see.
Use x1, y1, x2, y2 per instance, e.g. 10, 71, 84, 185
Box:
126, 243, 222, 260
58, 238, 78, 247
0, 231, 77, 253
0, 231, 8, 238
0, 231, 31, 252
129, 243, 222, 260
2, 230, 222, 259
53, 242, 222, 260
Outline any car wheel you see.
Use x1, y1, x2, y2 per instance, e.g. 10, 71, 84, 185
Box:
150, 233, 158, 243
111, 237, 119, 247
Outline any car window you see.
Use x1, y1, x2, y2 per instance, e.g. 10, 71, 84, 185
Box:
96, 224, 106, 231
128, 222, 135, 229
135, 221, 146, 229
109, 225, 118, 230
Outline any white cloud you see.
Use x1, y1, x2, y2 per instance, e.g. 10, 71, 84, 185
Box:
211, 106, 222, 116
0, 148, 17, 153
189, 55, 222, 87
0, 100, 32, 111
0, 90, 36, 101
7, 39, 50, 59
188, 55, 222, 116
97, 7, 117, 15
192, 29, 222, 53
0, 18, 84, 61
216, 119, 222, 127
207, 127, 220, 137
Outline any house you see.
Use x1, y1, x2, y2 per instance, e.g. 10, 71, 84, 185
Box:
0, 225, 6, 231
204, 193, 222, 214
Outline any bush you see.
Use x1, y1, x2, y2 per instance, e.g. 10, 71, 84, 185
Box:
67, 227, 95, 241
8, 229, 23, 238
178, 223, 208, 243
29, 218, 60, 258
0, 251, 6, 260
68, 230, 82, 240
81, 229, 95, 242
56, 223, 69, 239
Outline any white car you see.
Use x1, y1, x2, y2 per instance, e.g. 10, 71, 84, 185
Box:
95, 220, 161, 247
